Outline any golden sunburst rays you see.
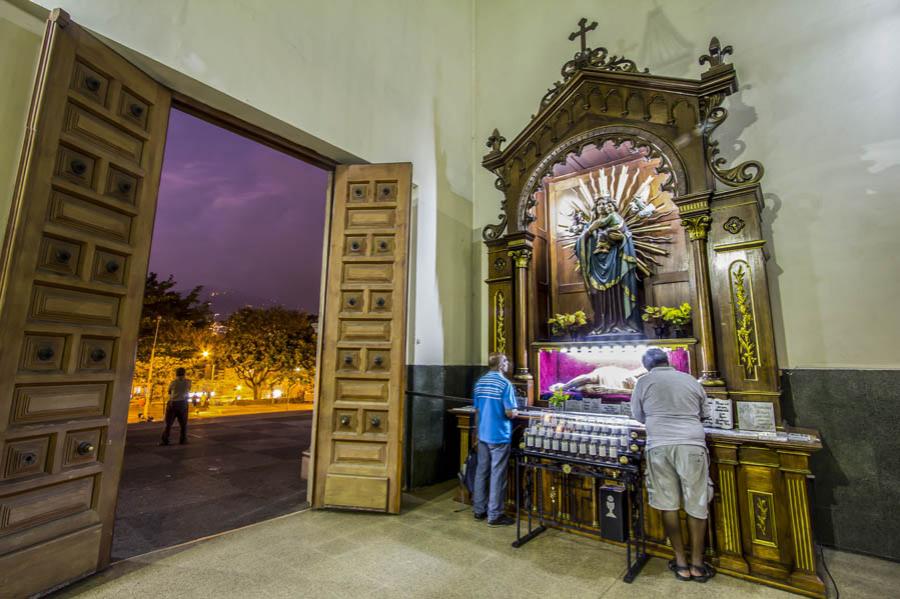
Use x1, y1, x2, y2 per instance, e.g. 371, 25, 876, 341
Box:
559, 163, 674, 277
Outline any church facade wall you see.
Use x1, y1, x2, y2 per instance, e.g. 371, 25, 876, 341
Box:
472, 0, 900, 560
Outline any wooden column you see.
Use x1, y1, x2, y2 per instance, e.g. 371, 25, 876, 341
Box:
710, 442, 750, 573
681, 214, 725, 386
508, 246, 533, 382
779, 450, 826, 597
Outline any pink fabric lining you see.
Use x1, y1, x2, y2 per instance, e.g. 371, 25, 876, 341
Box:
538, 346, 691, 394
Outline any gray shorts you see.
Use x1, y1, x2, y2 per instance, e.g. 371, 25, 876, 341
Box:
645, 444, 711, 519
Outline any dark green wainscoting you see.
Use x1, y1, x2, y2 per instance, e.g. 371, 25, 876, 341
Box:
782, 368, 900, 561
404, 365, 483, 490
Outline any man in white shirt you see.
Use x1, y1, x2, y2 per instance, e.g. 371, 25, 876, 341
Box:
161, 367, 191, 445
631, 348, 714, 583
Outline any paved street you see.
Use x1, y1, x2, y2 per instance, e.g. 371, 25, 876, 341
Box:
113, 411, 312, 560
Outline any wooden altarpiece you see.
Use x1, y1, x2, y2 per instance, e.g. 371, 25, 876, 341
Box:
475, 23, 826, 598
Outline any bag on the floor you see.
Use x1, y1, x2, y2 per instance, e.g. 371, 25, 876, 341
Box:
459, 445, 478, 495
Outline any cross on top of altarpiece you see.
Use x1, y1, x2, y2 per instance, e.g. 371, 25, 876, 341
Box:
568, 17, 598, 54
559, 18, 647, 81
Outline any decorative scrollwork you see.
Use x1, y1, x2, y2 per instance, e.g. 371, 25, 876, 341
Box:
703, 105, 765, 187
699, 44, 764, 188
482, 166, 511, 241
561, 46, 648, 81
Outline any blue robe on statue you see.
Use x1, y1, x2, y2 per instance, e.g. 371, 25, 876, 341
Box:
575, 214, 642, 334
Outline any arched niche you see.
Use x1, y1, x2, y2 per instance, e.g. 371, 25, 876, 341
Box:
524, 137, 692, 339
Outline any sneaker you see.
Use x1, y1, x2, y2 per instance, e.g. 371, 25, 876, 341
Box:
487, 515, 516, 527
473, 512, 487, 521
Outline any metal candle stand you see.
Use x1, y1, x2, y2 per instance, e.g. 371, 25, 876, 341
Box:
511, 448, 650, 583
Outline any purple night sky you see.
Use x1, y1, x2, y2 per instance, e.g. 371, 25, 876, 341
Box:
148, 109, 329, 317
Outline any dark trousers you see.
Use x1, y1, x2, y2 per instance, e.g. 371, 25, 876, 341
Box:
473, 441, 511, 520
162, 400, 188, 444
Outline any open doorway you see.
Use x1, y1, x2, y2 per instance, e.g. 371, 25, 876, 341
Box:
112, 107, 330, 560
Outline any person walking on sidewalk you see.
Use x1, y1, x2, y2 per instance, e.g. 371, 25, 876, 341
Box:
472, 352, 519, 527
161, 367, 191, 445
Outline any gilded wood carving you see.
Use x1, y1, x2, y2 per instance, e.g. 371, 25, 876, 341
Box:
493, 290, 507, 353
729, 261, 759, 379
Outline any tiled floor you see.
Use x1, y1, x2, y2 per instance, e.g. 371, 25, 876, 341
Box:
61, 483, 897, 598
112, 412, 312, 559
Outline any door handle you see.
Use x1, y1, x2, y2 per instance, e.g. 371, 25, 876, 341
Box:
77, 441, 95, 456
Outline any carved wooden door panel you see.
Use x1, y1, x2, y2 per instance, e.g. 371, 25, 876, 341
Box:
0, 11, 170, 597
311, 164, 411, 513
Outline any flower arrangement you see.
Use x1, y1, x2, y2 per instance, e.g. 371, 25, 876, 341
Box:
642, 303, 692, 337
641, 306, 665, 326
548, 310, 587, 338
661, 302, 692, 327
548, 386, 570, 408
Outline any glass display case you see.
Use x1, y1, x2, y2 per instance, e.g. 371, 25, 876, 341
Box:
534, 342, 694, 414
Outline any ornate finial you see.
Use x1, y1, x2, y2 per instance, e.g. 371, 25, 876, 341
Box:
699, 36, 733, 70
568, 18, 598, 54
486, 128, 506, 154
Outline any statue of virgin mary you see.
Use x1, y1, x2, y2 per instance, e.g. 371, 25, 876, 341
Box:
574, 198, 642, 334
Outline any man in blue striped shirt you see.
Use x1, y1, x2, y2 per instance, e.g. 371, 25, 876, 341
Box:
472, 352, 519, 526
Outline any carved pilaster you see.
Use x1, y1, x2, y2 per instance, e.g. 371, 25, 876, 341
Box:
711, 443, 750, 573
785, 474, 816, 573
778, 450, 825, 596
681, 214, 725, 386
508, 247, 533, 382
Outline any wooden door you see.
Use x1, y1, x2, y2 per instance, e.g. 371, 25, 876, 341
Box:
0, 10, 170, 597
311, 164, 411, 513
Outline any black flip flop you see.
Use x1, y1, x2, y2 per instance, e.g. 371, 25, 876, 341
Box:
690, 563, 717, 583
668, 559, 692, 582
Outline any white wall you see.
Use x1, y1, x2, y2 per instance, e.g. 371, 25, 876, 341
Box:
0, 2, 43, 238
473, 0, 900, 368
22, 0, 477, 366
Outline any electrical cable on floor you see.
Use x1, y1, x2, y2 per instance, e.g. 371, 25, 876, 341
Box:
816, 542, 839, 599
808, 474, 839, 599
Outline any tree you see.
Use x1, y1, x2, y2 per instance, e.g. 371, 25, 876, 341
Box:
220, 307, 317, 402
134, 273, 215, 406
